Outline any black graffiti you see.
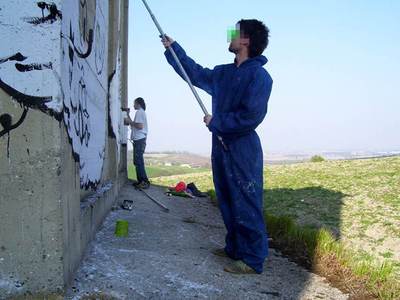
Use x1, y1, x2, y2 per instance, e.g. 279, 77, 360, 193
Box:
0, 109, 28, 138
25, 2, 62, 25
94, 13, 106, 75
61, 1, 109, 190
71, 73, 91, 146
73, 102, 90, 146
0, 51, 61, 120
0, 78, 61, 121
76, 29, 93, 59
15, 62, 52, 72
62, 22, 94, 60
0, 53, 27, 64
107, 70, 116, 138
79, 0, 93, 46
0, 2, 63, 159
0, 109, 29, 158
63, 102, 70, 119
0, 114, 13, 132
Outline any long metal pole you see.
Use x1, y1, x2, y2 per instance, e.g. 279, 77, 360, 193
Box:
139, 188, 170, 212
141, 0, 209, 116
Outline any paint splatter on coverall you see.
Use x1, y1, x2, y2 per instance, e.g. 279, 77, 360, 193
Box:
165, 42, 273, 273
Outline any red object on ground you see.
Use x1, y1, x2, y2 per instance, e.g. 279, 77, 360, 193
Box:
175, 181, 186, 192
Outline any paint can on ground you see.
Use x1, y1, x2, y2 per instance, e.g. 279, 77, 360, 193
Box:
115, 219, 129, 237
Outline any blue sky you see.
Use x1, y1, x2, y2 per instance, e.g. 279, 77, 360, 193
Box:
128, 0, 400, 155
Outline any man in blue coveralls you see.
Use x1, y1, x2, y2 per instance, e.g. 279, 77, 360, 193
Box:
162, 19, 273, 274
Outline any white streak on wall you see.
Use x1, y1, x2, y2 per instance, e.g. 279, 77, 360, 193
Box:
109, 43, 126, 161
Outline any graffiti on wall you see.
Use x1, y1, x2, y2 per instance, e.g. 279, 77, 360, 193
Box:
25, 1, 62, 25
109, 42, 126, 163
0, 0, 63, 158
0, 54, 29, 139
109, 1, 128, 164
109, 43, 122, 139
0, 0, 112, 189
61, 0, 109, 188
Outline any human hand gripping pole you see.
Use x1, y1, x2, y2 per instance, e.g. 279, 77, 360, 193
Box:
141, 0, 228, 151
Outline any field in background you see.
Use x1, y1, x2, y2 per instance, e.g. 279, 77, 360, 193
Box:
127, 151, 210, 180
128, 151, 211, 167
127, 165, 209, 180
150, 157, 400, 279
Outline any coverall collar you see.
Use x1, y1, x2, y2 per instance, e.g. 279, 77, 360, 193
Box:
234, 55, 268, 68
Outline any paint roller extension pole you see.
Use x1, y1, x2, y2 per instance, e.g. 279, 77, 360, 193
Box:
139, 188, 170, 212
141, 0, 209, 116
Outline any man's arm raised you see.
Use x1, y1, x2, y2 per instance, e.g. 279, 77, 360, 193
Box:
162, 36, 214, 96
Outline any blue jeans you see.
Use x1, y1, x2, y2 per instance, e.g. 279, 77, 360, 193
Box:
133, 138, 149, 183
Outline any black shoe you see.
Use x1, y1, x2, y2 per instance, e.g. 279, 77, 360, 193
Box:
187, 182, 207, 197
136, 181, 150, 190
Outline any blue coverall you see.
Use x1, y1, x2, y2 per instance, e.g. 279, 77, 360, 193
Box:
165, 42, 273, 273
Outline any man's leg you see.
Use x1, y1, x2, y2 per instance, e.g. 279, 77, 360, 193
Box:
133, 141, 143, 183
135, 139, 149, 184
211, 137, 239, 260
223, 132, 268, 273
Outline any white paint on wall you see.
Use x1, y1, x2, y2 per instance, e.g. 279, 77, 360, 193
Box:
109, 1, 127, 161
110, 43, 127, 155
61, 0, 109, 188
0, 0, 62, 113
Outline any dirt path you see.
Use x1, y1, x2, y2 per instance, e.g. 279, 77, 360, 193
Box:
65, 183, 347, 299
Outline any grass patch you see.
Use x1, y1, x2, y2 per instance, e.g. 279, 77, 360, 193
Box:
207, 189, 218, 206
310, 155, 325, 162
264, 213, 400, 299
127, 164, 209, 180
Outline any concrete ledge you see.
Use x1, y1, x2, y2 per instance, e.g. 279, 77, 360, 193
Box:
80, 182, 118, 251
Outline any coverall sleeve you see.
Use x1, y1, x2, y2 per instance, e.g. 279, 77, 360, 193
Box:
208, 71, 272, 135
164, 42, 214, 95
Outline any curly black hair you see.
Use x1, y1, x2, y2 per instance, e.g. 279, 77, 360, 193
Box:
134, 97, 146, 111
238, 19, 270, 58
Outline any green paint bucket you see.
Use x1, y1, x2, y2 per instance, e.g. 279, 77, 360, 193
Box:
115, 219, 129, 237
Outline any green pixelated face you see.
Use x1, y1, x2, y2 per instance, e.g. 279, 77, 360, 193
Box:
227, 27, 240, 42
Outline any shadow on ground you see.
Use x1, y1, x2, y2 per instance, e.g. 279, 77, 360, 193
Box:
264, 187, 347, 237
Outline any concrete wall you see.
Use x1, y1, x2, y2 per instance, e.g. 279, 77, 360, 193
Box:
0, 90, 66, 294
0, 0, 129, 297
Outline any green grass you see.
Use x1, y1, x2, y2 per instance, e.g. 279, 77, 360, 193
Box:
151, 156, 400, 299
310, 155, 325, 162
263, 213, 399, 299
128, 164, 209, 180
